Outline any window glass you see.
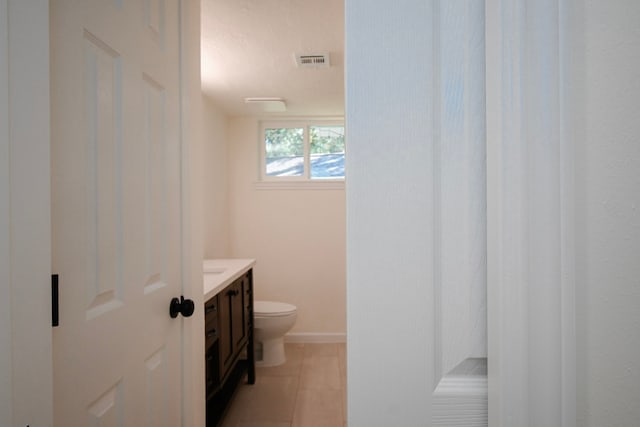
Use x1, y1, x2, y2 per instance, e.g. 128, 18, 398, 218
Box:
261, 121, 345, 182
265, 127, 304, 177
310, 126, 345, 179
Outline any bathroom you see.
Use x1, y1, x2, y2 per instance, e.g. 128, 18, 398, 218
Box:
200, 0, 346, 370
4, 0, 640, 425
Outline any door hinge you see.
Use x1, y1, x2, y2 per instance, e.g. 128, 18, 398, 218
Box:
52, 274, 59, 327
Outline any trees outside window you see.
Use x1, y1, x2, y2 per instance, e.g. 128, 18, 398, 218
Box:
262, 121, 345, 180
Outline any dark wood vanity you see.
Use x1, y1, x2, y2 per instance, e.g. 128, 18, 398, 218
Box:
205, 268, 255, 426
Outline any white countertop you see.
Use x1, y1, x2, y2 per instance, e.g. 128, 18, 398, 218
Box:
203, 258, 256, 301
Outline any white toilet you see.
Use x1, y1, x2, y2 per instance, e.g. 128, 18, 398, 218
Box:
253, 301, 297, 367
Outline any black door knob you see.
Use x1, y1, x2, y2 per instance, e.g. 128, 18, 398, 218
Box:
170, 296, 195, 318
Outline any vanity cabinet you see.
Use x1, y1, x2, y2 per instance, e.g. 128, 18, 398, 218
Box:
205, 269, 255, 426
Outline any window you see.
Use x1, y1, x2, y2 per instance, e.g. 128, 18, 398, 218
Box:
260, 120, 345, 183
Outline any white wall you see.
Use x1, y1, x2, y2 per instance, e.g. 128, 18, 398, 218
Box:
227, 117, 346, 335
0, 1, 52, 425
575, 0, 640, 425
202, 95, 231, 258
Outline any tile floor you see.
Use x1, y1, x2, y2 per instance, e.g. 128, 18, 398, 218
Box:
219, 343, 347, 427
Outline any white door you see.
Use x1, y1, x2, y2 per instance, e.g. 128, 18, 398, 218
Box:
51, 1, 185, 425
345, 0, 487, 425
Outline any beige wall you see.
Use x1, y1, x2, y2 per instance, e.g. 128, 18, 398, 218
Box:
202, 95, 230, 259
227, 117, 346, 335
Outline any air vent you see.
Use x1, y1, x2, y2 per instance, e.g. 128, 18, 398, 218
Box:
295, 53, 330, 68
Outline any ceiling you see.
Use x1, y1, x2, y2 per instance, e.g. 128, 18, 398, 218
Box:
201, 0, 345, 117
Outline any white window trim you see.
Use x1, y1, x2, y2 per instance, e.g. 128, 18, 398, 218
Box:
258, 118, 345, 188
254, 180, 345, 190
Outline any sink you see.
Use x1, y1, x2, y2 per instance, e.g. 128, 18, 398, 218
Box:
203, 259, 256, 300
204, 266, 227, 274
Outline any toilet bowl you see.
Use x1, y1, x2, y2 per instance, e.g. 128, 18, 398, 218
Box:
253, 301, 297, 367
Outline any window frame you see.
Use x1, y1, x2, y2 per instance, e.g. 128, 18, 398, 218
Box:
258, 118, 345, 188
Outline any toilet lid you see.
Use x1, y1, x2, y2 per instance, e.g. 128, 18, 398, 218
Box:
254, 301, 297, 316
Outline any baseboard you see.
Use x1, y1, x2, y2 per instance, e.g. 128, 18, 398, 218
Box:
284, 332, 346, 343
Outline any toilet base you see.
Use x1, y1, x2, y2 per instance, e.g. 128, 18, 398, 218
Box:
255, 336, 286, 367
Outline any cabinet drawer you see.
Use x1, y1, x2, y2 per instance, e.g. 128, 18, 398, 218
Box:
205, 295, 219, 327
205, 324, 219, 348
205, 295, 219, 350
205, 295, 219, 317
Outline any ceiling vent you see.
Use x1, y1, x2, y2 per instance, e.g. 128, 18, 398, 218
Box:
295, 53, 330, 68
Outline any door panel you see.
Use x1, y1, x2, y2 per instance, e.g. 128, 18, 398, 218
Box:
51, 1, 183, 425
87, 382, 123, 427
83, 30, 124, 320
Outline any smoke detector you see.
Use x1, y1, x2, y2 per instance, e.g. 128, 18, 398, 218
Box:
295, 53, 331, 68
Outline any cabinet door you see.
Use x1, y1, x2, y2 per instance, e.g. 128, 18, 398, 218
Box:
232, 276, 248, 350
218, 273, 253, 381
219, 286, 234, 375
205, 296, 220, 396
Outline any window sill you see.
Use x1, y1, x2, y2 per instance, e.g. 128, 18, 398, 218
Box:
254, 180, 345, 191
